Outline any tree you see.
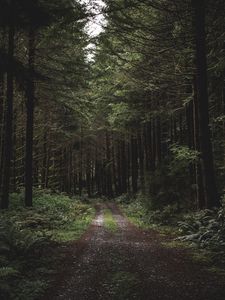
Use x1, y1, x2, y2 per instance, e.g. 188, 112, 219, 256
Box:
192, 0, 220, 208
1, 0, 15, 209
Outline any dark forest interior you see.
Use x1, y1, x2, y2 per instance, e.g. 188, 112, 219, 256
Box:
1, 0, 225, 299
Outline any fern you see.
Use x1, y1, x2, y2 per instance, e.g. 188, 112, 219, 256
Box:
177, 206, 225, 265
0, 219, 50, 258
0, 267, 18, 278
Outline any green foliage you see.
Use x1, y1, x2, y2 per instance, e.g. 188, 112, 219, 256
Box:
115, 193, 134, 204
104, 209, 118, 232
0, 220, 50, 258
149, 145, 199, 209
13, 279, 49, 300
0, 190, 95, 299
169, 144, 199, 174
177, 205, 225, 266
120, 195, 180, 228
0, 266, 19, 299
108, 102, 141, 130
121, 199, 149, 228
0, 267, 18, 278
145, 205, 180, 226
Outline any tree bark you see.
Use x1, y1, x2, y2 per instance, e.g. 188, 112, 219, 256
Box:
25, 27, 36, 207
1, 23, 15, 209
120, 138, 127, 194
131, 134, 138, 193
193, 80, 205, 209
192, 0, 220, 208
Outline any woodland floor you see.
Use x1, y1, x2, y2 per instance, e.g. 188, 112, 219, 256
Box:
42, 203, 225, 300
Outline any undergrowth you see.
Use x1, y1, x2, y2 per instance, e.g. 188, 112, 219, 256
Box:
118, 193, 225, 270
177, 206, 225, 267
0, 189, 95, 300
118, 194, 181, 230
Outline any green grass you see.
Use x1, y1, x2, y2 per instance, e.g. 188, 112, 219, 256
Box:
162, 240, 225, 277
120, 202, 149, 228
0, 189, 96, 300
51, 216, 94, 242
103, 209, 118, 232
121, 199, 225, 277
161, 240, 192, 250
120, 201, 180, 236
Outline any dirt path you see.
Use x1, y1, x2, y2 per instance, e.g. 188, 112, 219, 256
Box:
43, 203, 225, 300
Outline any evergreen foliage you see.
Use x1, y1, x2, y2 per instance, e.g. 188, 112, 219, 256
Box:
1, 0, 225, 295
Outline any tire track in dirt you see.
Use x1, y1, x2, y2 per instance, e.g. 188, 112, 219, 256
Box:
43, 202, 225, 300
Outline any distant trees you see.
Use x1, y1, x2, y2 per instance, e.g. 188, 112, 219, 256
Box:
75, 0, 225, 209
1, 5, 15, 209
0, 0, 225, 211
0, 0, 88, 208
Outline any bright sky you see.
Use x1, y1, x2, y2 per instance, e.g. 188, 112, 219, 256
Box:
79, 0, 106, 38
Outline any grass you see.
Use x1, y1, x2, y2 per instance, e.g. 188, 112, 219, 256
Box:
120, 198, 225, 277
0, 189, 96, 300
51, 217, 93, 242
161, 240, 192, 250
162, 240, 225, 277
120, 201, 179, 236
103, 209, 118, 232
119, 201, 149, 228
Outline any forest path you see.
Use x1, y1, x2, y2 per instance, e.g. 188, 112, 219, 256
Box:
43, 203, 225, 300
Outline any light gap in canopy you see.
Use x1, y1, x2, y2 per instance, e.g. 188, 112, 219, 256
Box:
79, 0, 107, 60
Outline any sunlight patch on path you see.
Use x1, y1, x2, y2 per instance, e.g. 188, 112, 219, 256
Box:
92, 210, 104, 226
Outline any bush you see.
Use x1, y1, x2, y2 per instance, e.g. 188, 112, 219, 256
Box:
148, 144, 199, 209
177, 205, 225, 265
121, 195, 180, 227
0, 189, 95, 299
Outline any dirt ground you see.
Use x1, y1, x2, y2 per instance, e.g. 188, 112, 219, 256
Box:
42, 203, 225, 300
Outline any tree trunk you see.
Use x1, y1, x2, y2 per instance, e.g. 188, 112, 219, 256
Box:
131, 134, 138, 194
79, 128, 83, 196
193, 80, 205, 209
1, 23, 15, 209
25, 27, 36, 207
120, 138, 127, 194
117, 140, 122, 194
138, 131, 145, 193
106, 131, 113, 197
0, 73, 5, 197
192, 0, 220, 208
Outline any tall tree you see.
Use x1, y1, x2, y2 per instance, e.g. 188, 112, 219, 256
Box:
1, 1, 15, 209
192, 0, 220, 208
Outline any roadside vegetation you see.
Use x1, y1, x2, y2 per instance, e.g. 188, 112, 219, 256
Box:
119, 194, 225, 273
0, 190, 95, 300
1, 0, 225, 299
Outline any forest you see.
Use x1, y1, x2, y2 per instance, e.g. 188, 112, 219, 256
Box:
0, 0, 225, 299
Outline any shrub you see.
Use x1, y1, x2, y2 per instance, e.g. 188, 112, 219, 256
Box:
177, 205, 225, 265
0, 189, 95, 299
149, 144, 199, 209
